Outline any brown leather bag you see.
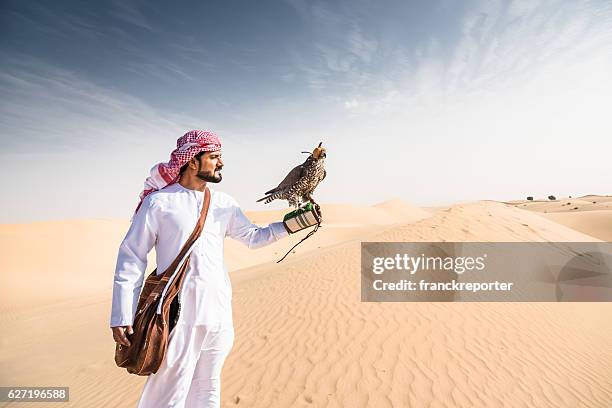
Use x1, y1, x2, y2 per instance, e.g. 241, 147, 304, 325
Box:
114, 187, 211, 376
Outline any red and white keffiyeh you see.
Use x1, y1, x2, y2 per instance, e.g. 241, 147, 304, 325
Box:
134, 130, 222, 215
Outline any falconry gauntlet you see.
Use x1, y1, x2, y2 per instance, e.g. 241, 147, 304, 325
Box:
283, 202, 322, 233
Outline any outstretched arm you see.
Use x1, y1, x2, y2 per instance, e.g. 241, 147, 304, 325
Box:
227, 205, 289, 249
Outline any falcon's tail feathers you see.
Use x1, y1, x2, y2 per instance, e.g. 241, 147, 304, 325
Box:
256, 191, 283, 204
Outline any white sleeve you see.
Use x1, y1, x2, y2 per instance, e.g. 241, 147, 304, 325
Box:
110, 197, 158, 327
226, 203, 289, 249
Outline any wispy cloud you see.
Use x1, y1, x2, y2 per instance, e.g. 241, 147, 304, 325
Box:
0, 54, 209, 153
286, 0, 381, 91
342, 0, 612, 115
111, 0, 154, 31
167, 40, 216, 72
124, 59, 198, 82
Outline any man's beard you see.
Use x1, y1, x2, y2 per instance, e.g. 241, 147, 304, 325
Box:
196, 169, 222, 183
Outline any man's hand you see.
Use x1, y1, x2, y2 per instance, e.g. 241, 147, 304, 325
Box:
112, 325, 134, 347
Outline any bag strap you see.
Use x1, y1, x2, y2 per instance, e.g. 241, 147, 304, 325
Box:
162, 186, 211, 277
149, 187, 211, 300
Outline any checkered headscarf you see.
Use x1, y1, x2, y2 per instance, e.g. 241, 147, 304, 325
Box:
134, 130, 222, 215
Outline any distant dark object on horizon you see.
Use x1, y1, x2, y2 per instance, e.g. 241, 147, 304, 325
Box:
526, 196, 533, 201
548, 195, 556, 200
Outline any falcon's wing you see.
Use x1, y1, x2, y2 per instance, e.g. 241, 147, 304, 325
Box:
264, 164, 304, 195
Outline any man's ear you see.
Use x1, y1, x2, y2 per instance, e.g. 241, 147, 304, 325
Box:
194, 155, 203, 172
188, 157, 198, 171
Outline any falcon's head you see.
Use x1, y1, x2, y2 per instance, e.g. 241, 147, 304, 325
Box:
311, 142, 326, 160
302, 142, 326, 161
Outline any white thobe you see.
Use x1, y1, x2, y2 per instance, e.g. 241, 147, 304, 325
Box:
110, 182, 289, 327
110, 183, 289, 407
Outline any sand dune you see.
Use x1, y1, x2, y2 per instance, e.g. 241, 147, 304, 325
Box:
541, 210, 612, 242
228, 201, 431, 271
378, 200, 601, 242
507, 195, 612, 242
0, 219, 135, 311
246, 200, 431, 226
373, 198, 433, 223
0, 201, 430, 308
1, 199, 611, 407
508, 194, 612, 213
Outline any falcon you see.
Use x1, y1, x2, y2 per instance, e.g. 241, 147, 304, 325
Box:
257, 142, 327, 208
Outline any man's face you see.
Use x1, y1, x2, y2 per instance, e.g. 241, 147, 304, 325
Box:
195, 150, 223, 183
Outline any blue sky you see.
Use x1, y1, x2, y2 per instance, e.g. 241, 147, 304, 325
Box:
1, 0, 611, 222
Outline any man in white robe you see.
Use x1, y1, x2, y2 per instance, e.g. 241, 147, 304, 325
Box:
110, 130, 290, 407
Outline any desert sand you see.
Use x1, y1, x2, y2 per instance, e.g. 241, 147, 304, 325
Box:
507, 195, 612, 242
1, 196, 611, 407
